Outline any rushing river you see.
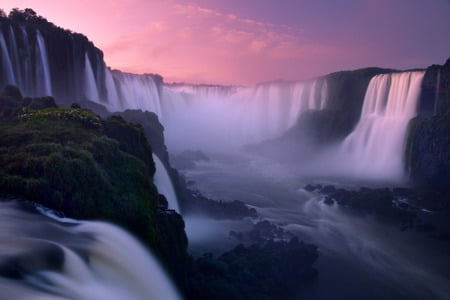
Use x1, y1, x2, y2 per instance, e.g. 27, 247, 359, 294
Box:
0, 200, 181, 300
181, 151, 450, 300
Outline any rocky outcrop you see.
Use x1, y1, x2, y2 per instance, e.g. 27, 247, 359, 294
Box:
0, 90, 189, 291
405, 59, 450, 199
322, 67, 395, 139
113, 109, 169, 166
187, 238, 318, 300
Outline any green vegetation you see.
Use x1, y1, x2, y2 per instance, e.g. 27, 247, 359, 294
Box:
187, 238, 318, 300
0, 105, 159, 245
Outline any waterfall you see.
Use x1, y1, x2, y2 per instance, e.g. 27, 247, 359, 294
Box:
1, 25, 327, 152
0, 29, 16, 85
104, 67, 121, 110
1, 27, 52, 96
337, 71, 425, 180
152, 154, 180, 212
161, 79, 328, 151
20, 27, 33, 94
83, 53, 101, 102
35, 30, 52, 95
113, 71, 162, 115
0, 201, 181, 300
7, 26, 20, 85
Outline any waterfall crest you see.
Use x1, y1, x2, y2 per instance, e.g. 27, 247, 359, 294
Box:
336, 71, 425, 180
161, 80, 328, 151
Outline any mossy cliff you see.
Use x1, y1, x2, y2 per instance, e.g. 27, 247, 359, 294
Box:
0, 86, 188, 286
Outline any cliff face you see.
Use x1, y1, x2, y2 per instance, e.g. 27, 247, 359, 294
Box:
0, 85, 188, 289
251, 67, 396, 160
405, 59, 450, 199
0, 11, 163, 111
1, 11, 102, 103
322, 67, 395, 139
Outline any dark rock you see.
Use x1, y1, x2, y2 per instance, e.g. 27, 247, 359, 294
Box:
323, 197, 334, 205
405, 114, 450, 200
321, 185, 336, 194
156, 208, 188, 290
183, 196, 257, 220
304, 184, 316, 191
1, 85, 22, 101
24, 96, 57, 110
172, 150, 210, 170
187, 238, 318, 300
431, 232, 450, 242
415, 222, 436, 233
158, 194, 169, 210
405, 58, 450, 208
229, 220, 293, 244
229, 231, 243, 240
0, 95, 22, 121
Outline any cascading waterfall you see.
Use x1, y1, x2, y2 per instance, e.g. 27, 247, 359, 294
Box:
35, 30, 52, 96
152, 154, 180, 212
83, 53, 100, 103
20, 27, 33, 95
0, 24, 428, 181
7, 26, 20, 85
0, 26, 52, 96
0, 201, 181, 300
0, 27, 16, 85
161, 80, 328, 151
336, 71, 425, 180
1, 25, 327, 151
104, 67, 120, 110
112, 71, 162, 115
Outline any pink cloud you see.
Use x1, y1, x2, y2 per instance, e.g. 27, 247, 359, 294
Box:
2, 0, 448, 84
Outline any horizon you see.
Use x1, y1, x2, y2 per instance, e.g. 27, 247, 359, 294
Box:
2, 0, 450, 85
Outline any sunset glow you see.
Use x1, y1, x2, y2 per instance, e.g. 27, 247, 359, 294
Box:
2, 0, 450, 84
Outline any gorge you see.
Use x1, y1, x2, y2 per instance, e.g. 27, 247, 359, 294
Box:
1, 9, 449, 300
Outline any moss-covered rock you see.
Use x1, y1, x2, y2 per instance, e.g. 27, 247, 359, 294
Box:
0, 105, 158, 245
0, 92, 193, 293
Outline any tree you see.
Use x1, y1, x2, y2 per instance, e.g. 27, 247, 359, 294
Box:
8, 8, 42, 23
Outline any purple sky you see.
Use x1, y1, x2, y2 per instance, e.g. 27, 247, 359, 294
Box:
3, 0, 450, 84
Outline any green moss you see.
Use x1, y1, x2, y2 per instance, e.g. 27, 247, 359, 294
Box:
0, 107, 159, 246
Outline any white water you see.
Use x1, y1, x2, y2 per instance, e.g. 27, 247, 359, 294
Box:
0, 28, 16, 85
182, 152, 450, 300
35, 30, 52, 96
83, 53, 100, 102
0, 27, 53, 96
113, 71, 162, 115
333, 71, 425, 180
0, 201, 181, 300
153, 154, 180, 212
161, 80, 327, 151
